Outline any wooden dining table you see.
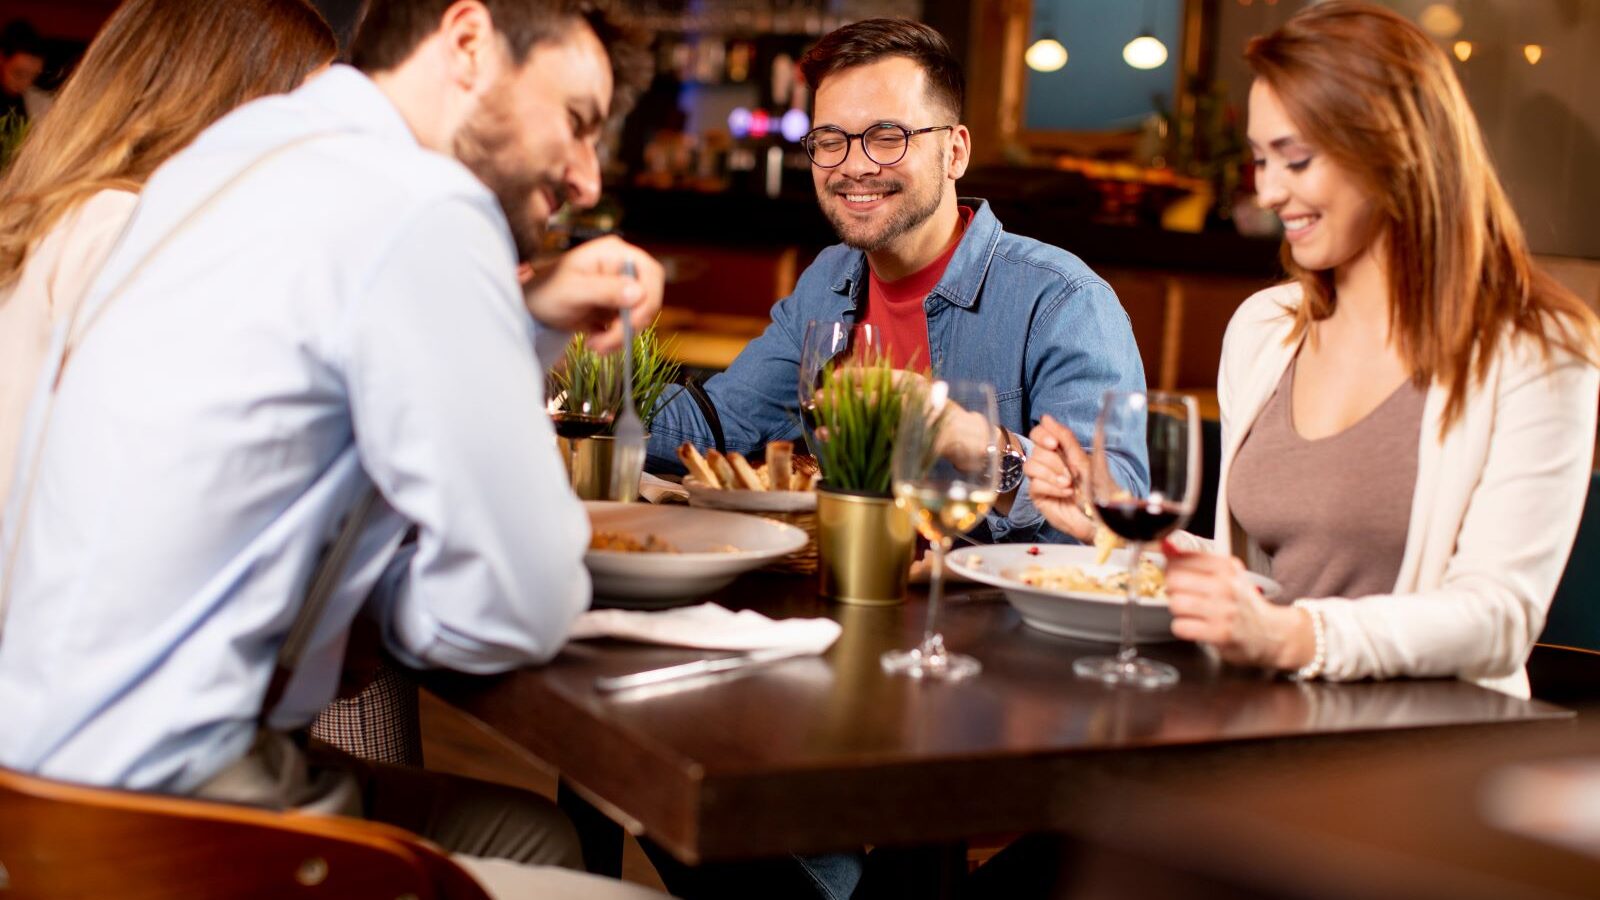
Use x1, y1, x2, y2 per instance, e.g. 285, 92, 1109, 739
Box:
423, 573, 1573, 869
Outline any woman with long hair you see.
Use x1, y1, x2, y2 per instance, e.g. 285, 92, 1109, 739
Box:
1027, 0, 1598, 695
0, 0, 335, 510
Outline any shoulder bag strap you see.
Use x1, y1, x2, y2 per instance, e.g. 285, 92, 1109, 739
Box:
680, 376, 726, 455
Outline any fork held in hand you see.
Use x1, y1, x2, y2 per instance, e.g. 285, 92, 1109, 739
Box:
610, 260, 646, 502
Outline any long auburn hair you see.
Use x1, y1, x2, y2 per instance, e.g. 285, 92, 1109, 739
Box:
0, 0, 335, 290
1246, 1, 1598, 431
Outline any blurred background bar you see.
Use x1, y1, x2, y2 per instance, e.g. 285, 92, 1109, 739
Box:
10, 0, 1597, 407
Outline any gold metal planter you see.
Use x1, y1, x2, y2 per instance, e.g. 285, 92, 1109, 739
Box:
558, 434, 642, 502
815, 486, 914, 605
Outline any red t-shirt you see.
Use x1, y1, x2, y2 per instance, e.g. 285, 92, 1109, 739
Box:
860, 206, 972, 371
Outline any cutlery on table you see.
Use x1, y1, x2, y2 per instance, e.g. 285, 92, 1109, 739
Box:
594, 647, 808, 694
610, 259, 645, 501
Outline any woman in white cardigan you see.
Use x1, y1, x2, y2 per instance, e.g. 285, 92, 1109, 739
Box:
0, 0, 334, 514
1025, 1, 1599, 696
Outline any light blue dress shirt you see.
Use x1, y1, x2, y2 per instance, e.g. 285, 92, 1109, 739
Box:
0, 67, 590, 793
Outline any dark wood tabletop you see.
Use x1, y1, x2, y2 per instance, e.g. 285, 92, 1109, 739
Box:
424, 574, 1572, 865
1055, 706, 1600, 900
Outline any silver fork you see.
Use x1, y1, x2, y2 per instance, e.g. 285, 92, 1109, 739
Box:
610, 260, 645, 502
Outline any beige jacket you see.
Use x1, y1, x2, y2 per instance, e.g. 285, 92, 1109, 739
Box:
1214, 283, 1599, 697
0, 189, 138, 512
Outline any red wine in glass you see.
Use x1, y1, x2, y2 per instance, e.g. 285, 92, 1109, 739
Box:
552, 412, 613, 440
1093, 500, 1184, 543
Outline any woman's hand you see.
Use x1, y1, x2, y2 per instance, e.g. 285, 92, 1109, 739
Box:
1023, 415, 1096, 542
1163, 541, 1314, 671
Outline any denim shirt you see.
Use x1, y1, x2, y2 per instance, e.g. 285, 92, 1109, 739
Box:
647, 199, 1149, 543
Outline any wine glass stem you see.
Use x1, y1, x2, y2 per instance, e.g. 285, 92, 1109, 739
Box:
920, 537, 950, 658
1116, 540, 1144, 668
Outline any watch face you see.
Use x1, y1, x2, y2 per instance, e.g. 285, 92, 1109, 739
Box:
999, 451, 1024, 491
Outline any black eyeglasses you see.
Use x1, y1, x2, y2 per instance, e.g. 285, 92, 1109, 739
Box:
802, 123, 954, 168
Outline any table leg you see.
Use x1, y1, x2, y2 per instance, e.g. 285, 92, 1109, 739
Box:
558, 777, 623, 877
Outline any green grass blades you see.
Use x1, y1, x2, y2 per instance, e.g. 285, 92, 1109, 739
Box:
549, 324, 682, 434
812, 355, 928, 494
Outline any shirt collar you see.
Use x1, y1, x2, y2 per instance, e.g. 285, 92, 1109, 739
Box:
294, 64, 420, 148
830, 198, 1002, 310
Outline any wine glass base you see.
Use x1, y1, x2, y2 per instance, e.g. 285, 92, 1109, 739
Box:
881, 647, 981, 681
1073, 655, 1179, 689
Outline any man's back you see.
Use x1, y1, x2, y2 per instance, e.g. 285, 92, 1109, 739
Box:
0, 68, 590, 793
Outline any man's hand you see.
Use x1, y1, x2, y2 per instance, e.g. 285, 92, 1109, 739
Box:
1023, 415, 1095, 541
522, 236, 664, 353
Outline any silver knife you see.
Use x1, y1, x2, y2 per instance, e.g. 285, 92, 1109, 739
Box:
593, 647, 808, 694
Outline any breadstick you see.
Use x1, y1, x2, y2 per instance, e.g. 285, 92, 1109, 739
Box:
767, 440, 793, 493
727, 451, 766, 491
705, 449, 737, 490
677, 442, 721, 487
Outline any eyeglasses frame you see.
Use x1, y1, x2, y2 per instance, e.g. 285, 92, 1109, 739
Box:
802, 122, 956, 169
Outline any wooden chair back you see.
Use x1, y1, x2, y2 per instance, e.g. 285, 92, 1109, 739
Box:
0, 767, 489, 900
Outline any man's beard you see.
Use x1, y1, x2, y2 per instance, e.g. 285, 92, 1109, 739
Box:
816, 164, 944, 253
454, 79, 554, 262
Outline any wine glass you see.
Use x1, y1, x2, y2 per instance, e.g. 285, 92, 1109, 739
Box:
881, 379, 1000, 681
550, 396, 614, 490
798, 321, 881, 450
1073, 390, 1200, 689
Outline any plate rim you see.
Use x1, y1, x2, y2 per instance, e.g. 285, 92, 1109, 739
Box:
947, 543, 1281, 604
583, 500, 809, 560
947, 543, 1171, 608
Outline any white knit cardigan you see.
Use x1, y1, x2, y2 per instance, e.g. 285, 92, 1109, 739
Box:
1211, 283, 1599, 697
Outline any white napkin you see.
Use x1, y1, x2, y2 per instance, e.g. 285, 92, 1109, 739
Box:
569, 602, 842, 654
639, 471, 689, 504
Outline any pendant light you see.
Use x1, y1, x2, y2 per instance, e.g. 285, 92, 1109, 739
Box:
1026, 1, 1068, 73
1123, 0, 1169, 70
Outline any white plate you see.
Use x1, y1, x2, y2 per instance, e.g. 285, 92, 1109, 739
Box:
946, 543, 1281, 644
584, 501, 809, 606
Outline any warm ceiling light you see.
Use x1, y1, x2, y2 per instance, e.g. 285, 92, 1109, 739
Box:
1523, 44, 1543, 65
1419, 4, 1463, 38
1123, 34, 1169, 70
1452, 40, 1473, 62
1026, 36, 1068, 72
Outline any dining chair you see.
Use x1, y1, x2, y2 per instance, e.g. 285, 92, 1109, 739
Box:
1528, 471, 1600, 707
1538, 470, 1600, 652
1185, 416, 1223, 539
0, 766, 489, 900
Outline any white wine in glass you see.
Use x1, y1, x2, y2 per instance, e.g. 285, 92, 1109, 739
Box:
881, 379, 1000, 681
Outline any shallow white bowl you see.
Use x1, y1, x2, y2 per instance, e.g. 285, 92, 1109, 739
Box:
946, 543, 1279, 644
584, 501, 808, 606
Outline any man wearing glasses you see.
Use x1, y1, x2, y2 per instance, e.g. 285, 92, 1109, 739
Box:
646, 17, 1145, 543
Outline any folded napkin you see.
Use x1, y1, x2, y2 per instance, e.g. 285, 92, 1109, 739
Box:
639, 471, 689, 504
569, 603, 841, 654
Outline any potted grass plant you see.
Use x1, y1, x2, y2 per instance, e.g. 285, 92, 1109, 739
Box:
549, 326, 680, 500
810, 354, 920, 605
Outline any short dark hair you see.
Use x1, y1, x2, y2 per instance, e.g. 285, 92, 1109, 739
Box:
349, 0, 651, 115
798, 18, 963, 120
0, 19, 44, 58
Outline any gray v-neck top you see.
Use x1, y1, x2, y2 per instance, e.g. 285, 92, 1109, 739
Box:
1228, 357, 1427, 602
